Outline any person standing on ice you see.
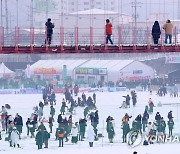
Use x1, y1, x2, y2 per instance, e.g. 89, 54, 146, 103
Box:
122, 121, 130, 143
26, 118, 30, 136
105, 19, 113, 45
168, 118, 174, 137
135, 114, 142, 134
48, 115, 53, 133
38, 106, 43, 122
43, 130, 50, 148
142, 110, 149, 132
35, 128, 43, 150
50, 105, 55, 120
10, 127, 20, 148
93, 93, 96, 103
57, 126, 65, 147
71, 123, 78, 144
79, 118, 87, 141
86, 124, 95, 147
14, 113, 23, 139
106, 117, 115, 143
168, 111, 173, 120
60, 98, 67, 115
148, 98, 155, 114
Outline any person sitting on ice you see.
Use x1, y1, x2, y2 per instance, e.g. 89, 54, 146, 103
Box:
122, 94, 131, 108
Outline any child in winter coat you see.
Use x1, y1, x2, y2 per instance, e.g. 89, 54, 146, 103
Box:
71, 124, 78, 144
10, 127, 20, 148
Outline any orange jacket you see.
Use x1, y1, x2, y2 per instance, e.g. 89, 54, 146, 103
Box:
106, 23, 112, 35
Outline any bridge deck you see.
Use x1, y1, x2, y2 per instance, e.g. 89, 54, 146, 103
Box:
0, 45, 180, 54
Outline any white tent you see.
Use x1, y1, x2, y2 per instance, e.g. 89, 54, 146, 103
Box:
0, 63, 14, 78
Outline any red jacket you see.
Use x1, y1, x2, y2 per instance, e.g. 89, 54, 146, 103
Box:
106, 23, 112, 35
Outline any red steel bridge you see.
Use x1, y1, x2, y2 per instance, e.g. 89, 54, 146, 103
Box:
0, 26, 180, 54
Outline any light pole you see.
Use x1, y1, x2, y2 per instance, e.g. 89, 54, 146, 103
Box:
0, 0, 2, 26
5, 0, 8, 34
16, 0, 19, 27
46, 0, 48, 19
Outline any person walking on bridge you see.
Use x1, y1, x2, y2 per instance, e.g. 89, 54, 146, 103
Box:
105, 19, 113, 45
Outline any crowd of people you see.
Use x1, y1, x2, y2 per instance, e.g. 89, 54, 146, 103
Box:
0, 86, 178, 152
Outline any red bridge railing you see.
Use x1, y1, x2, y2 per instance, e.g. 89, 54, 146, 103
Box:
0, 26, 179, 53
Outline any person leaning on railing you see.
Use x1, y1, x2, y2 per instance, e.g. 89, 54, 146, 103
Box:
163, 19, 173, 44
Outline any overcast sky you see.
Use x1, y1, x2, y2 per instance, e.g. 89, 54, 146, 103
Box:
0, 0, 179, 28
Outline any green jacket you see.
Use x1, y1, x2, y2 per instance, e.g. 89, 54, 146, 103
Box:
36, 131, 43, 145
122, 122, 130, 135
106, 122, 115, 139
168, 120, 174, 129
157, 120, 166, 132
50, 107, 55, 116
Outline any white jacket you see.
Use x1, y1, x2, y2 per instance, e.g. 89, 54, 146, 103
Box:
86, 125, 95, 142
71, 127, 78, 137
10, 129, 19, 145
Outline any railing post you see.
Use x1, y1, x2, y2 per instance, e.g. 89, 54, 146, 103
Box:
133, 27, 136, 52
160, 27, 165, 52
104, 25, 107, 52
174, 26, 177, 46
45, 26, 48, 52
174, 26, 177, 52
75, 26, 78, 52
60, 26, 64, 52
0, 26, 4, 52
15, 26, 18, 52
146, 26, 150, 52
118, 25, 122, 52
90, 26, 93, 52
30, 26, 34, 52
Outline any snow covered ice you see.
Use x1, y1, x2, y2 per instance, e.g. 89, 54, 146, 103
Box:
0, 90, 180, 154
